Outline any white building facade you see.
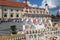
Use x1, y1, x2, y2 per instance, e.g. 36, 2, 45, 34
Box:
0, 6, 23, 19
0, 0, 50, 20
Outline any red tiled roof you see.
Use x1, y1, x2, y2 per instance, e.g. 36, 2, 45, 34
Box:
0, 0, 45, 10
0, 0, 29, 8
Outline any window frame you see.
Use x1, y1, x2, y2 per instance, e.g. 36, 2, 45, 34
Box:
16, 13, 19, 17
4, 13, 7, 17
10, 13, 13, 17
4, 8, 7, 11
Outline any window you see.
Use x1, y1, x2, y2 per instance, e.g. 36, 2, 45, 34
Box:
21, 9, 23, 11
29, 35, 33, 38
16, 14, 19, 17
34, 35, 36, 38
16, 10, 19, 12
10, 13, 13, 17
29, 11, 32, 13
26, 31, 28, 34
37, 11, 39, 13
34, 11, 35, 13
30, 31, 31, 34
11, 9, 13, 11
4, 13, 7, 17
33, 31, 34, 34
38, 30, 40, 33
25, 10, 28, 12
35, 30, 37, 33
40, 11, 42, 13
4, 8, 7, 11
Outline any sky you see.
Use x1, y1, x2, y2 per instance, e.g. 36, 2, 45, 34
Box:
14, 0, 60, 14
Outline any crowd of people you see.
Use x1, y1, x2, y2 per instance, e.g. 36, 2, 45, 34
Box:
22, 17, 52, 30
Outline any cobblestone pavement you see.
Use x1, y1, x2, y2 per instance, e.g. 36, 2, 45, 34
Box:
0, 22, 23, 36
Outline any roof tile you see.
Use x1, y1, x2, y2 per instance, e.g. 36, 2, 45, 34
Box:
0, 0, 45, 10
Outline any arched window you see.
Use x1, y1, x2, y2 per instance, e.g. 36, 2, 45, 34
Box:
4, 8, 7, 11
16, 10, 19, 12
11, 9, 13, 11
10, 13, 13, 17
4, 13, 7, 17
16, 14, 19, 17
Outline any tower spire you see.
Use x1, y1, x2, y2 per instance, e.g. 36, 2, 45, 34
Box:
45, 0, 48, 6
44, 1, 49, 14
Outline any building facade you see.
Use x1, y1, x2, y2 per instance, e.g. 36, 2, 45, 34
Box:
0, 0, 26, 19
0, 0, 50, 20
0, 6, 23, 19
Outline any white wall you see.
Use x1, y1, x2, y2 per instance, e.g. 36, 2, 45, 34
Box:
0, 6, 2, 18
2, 6, 23, 19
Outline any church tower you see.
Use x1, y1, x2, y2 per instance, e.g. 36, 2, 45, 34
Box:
45, 3, 50, 14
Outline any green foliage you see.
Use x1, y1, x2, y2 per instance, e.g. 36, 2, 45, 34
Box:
51, 14, 55, 18
10, 25, 17, 34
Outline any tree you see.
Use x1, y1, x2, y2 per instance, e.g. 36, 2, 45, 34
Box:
10, 25, 17, 34
51, 14, 55, 18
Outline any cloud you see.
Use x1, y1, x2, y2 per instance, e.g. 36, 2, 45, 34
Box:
40, 0, 60, 8
23, 1, 38, 7
46, 0, 57, 8
27, 1, 38, 7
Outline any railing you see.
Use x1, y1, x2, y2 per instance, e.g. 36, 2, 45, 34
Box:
23, 13, 51, 17
0, 34, 26, 40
